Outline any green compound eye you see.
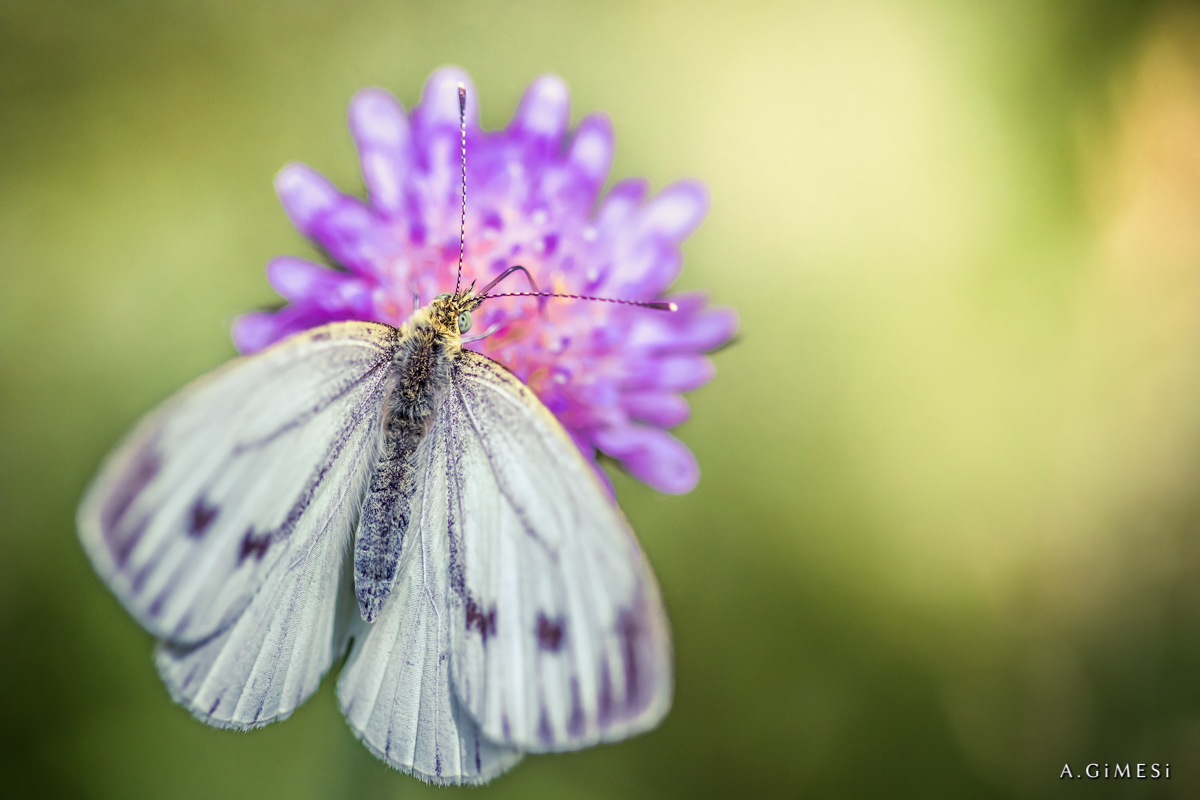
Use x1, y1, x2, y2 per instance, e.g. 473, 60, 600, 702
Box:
434, 293, 451, 301
457, 310, 473, 334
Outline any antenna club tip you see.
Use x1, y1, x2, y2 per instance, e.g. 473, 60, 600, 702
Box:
667, 302, 678, 312
457, 83, 466, 104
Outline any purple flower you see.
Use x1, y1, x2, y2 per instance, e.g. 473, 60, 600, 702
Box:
234, 68, 736, 494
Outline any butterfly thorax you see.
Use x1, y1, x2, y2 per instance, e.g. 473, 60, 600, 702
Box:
389, 307, 459, 425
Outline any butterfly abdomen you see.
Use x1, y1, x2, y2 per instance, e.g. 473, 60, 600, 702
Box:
354, 319, 458, 622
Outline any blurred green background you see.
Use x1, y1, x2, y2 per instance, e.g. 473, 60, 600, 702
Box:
6, 0, 1200, 797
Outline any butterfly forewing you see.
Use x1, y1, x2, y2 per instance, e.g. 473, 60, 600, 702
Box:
78, 322, 397, 644
441, 351, 673, 752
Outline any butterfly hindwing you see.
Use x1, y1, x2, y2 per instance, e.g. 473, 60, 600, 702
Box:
77, 322, 397, 645
441, 351, 673, 752
154, 474, 363, 730
337, 415, 523, 785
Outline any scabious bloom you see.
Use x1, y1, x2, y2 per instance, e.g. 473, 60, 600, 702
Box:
233, 68, 736, 494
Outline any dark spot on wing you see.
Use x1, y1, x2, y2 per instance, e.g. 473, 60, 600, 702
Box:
251, 690, 272, 724
100, 442, 160, 567
618, 610, 641, 707
208, 696, 221, 716
171, 611, 194, 638
567, 677, 585, 737
435, 751, 442, 777
238, 527, 271, 564
538, 706, 554, 746
182, 663, 199, 690
131, 557, 156, 594
536, 613, 565, 652
311, 329, 331, 341
598, 658, 613, 727
187, 497, 219, 538
474, 732, 481, 773
501, 713, 511, 739
465, 595, 497, 642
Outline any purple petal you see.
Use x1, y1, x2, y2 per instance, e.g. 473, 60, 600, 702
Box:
231, 305, 349, 354
414, 67, 479, 133
625, 355, 715, 392
275, 162, 343, 234
593, 424, 700, 494
231, 312, 278, 354
602, 181, 708, 297
309, 202, 394, 277
672, 306, 738, 352
567, 113, 614, 189
600, 241, 677, 300
596, 178, 649, 230
265, 256, 337, 301
624, 297, 739, 353
275, 164, 396, 277
509, 74, 570, 142
265, 257, 374, 316
637, 180, 708, 242
621, 391, 691, 427
349, 88, 412, 216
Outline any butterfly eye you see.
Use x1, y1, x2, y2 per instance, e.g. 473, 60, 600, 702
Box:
457, 311, 473, 334
434, 293, 451, 302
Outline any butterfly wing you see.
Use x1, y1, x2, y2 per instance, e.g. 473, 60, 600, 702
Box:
337, 415, 523, 785
441, 350, 673, 752
154, 512, 360, 730
77, 322, 397, 645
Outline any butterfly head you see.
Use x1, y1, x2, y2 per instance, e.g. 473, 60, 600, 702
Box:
429, 290, 483, 339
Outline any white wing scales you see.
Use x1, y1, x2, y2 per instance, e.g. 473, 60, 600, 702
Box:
441, 351, 672, 752
337, 418, 522, 785
78, 322, 396, 644
154, 483, 361, 730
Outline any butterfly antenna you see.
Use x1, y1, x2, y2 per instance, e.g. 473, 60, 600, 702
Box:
455, 83, 467, 297
477, 265, 547, 311
479, 291, 676, 312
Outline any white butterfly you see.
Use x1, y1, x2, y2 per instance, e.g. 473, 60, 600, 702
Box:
76, 289, 673, 784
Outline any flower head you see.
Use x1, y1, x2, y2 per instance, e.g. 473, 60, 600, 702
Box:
234, 68, 736, 494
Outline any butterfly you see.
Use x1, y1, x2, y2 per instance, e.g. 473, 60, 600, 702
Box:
75, 85, 674, 785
